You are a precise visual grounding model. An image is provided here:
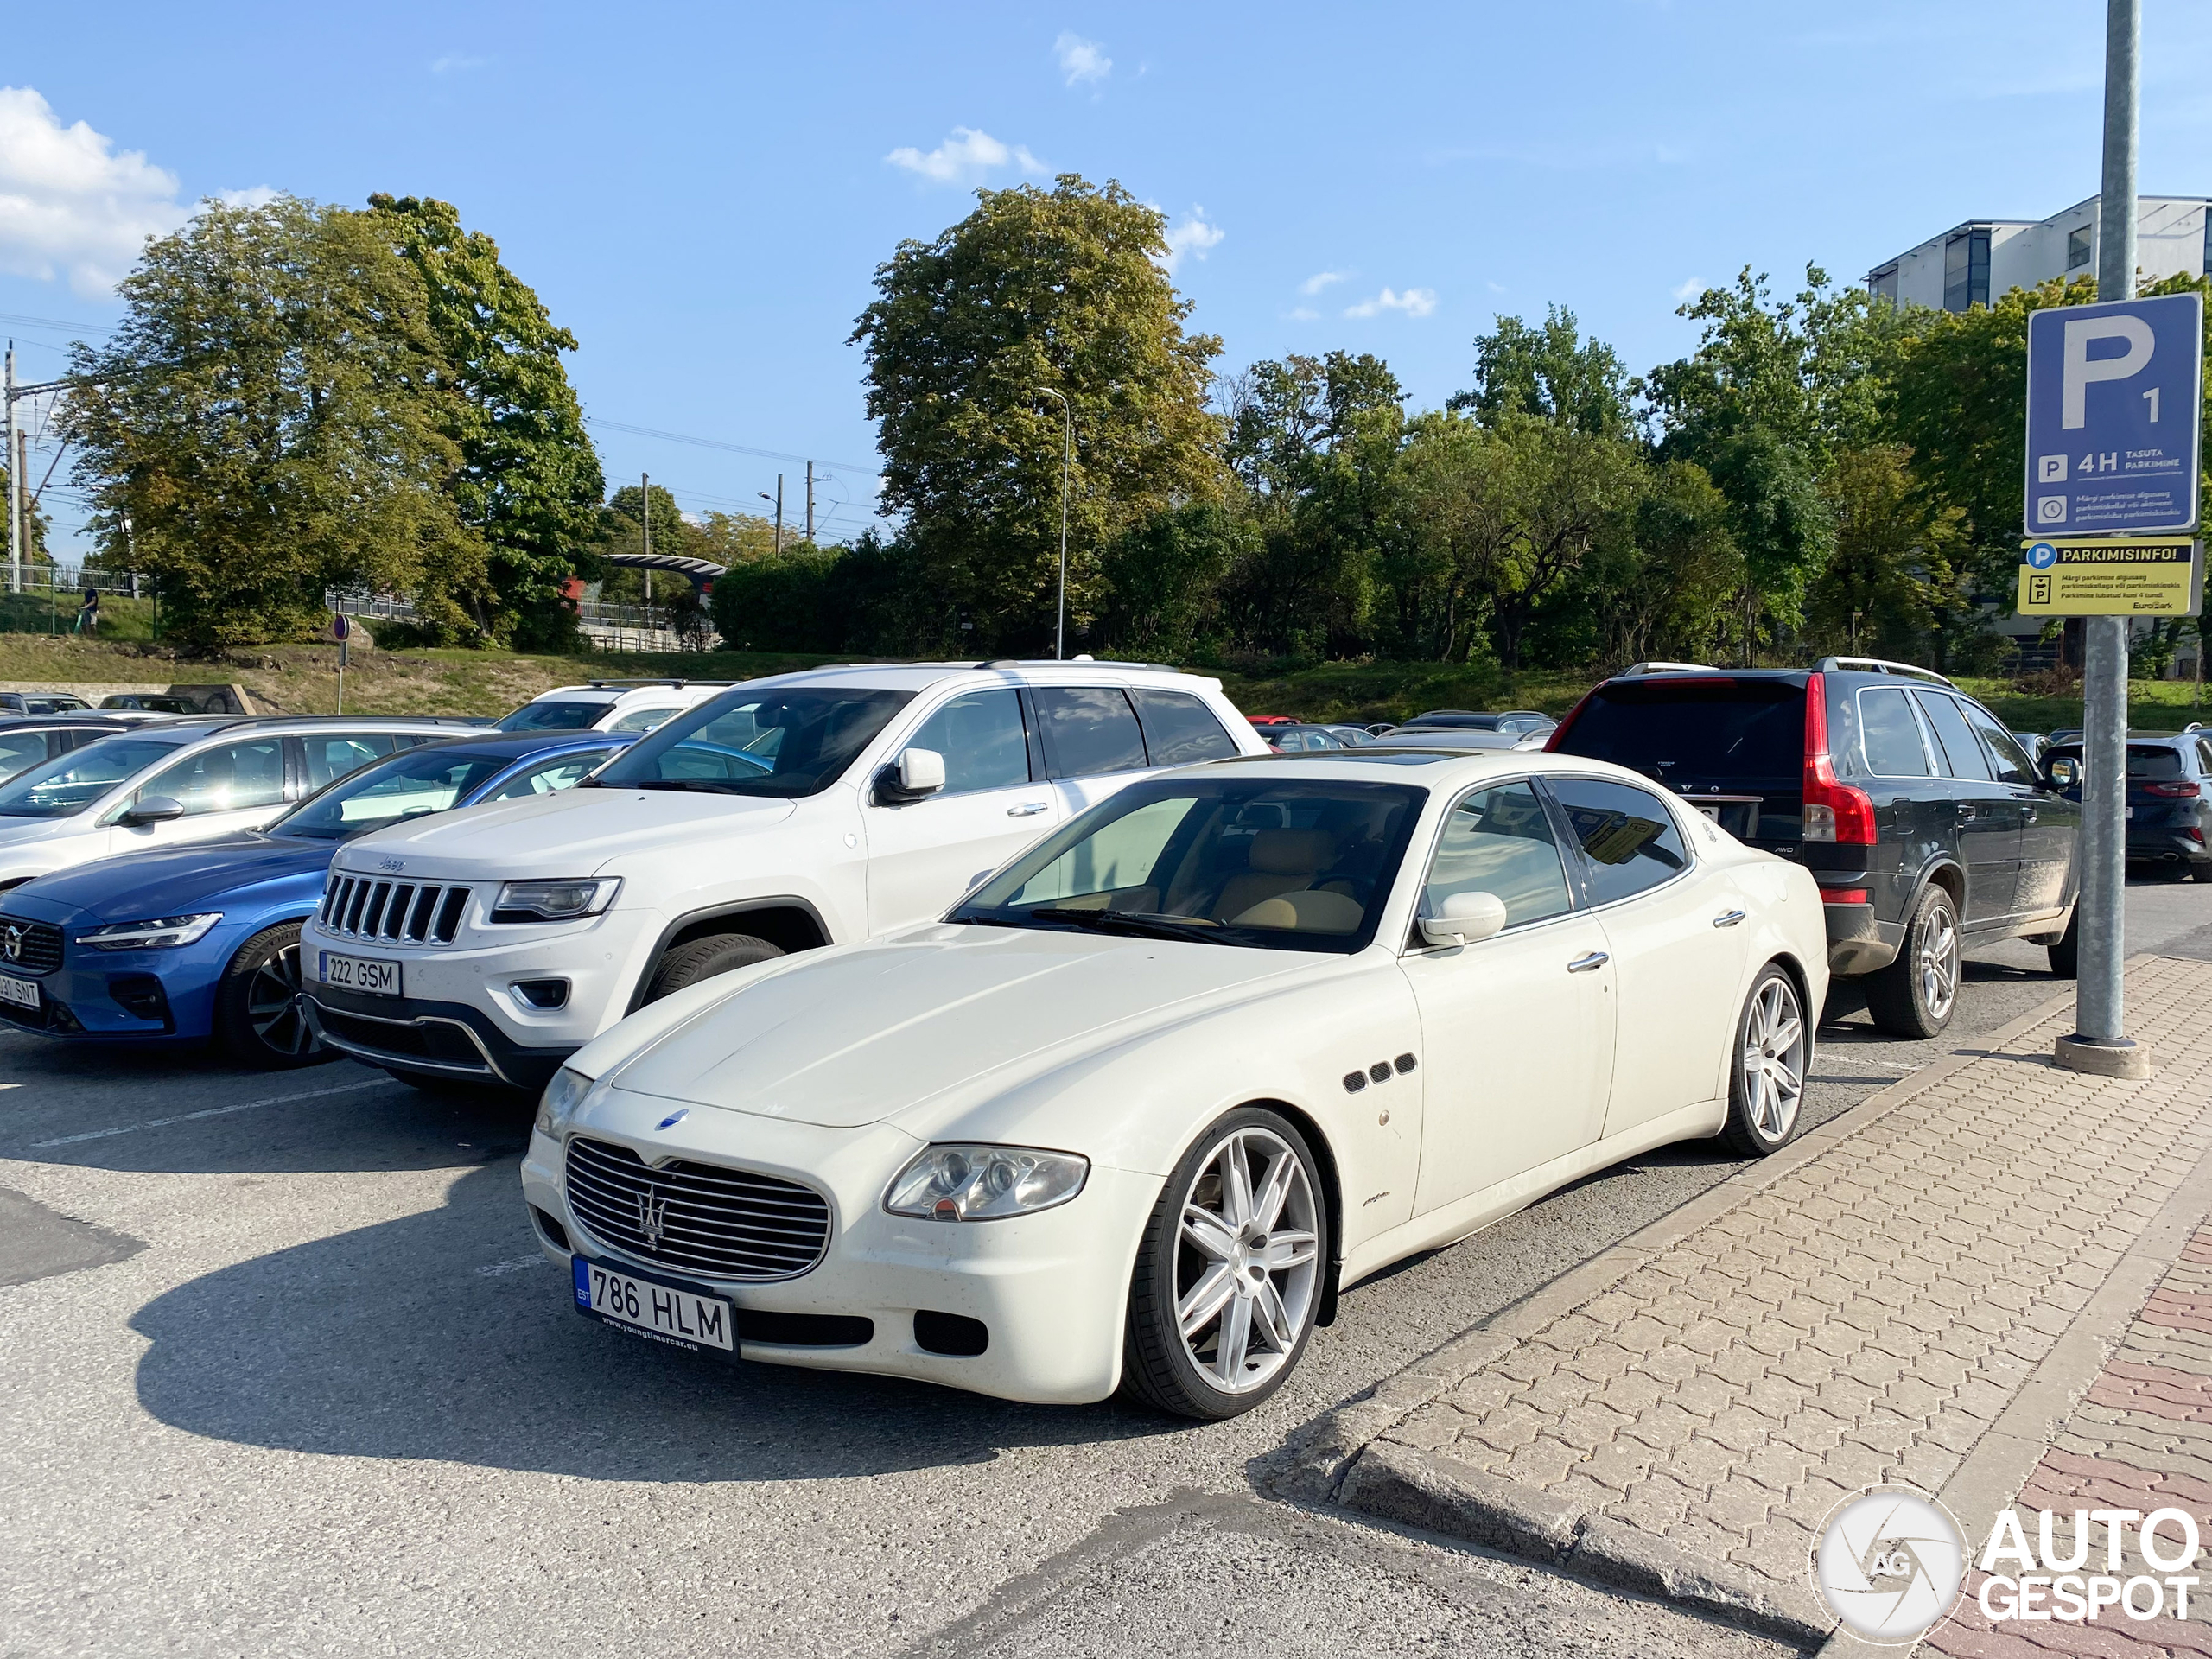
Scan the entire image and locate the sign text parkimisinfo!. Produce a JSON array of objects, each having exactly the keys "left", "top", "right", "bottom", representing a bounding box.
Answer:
[
  {"left": 2018, "top": 537, "right": 2205, "bottom": 616},
  {"left": 2024, "top": 292, "right": 2203, "bottom": 537}
]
